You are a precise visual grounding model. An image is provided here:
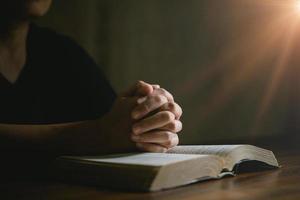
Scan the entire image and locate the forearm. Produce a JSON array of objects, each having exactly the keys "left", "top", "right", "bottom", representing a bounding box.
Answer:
[
  {"left": 0, "top": 120, "right": 94, "bottom": 154},
  {"left": 0, "top": 117, "right": 130, "bottom": 155}
]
